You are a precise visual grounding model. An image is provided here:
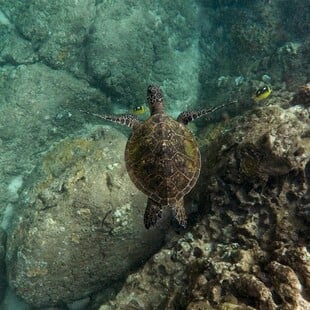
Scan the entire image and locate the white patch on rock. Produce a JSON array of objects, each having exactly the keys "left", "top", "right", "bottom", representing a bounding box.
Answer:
[
  {"left": 7, "top": 175, "right": 23, "bottom": 198},
  {"left": 0, "top": 10, "right": 11, "bottom": 26}
]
